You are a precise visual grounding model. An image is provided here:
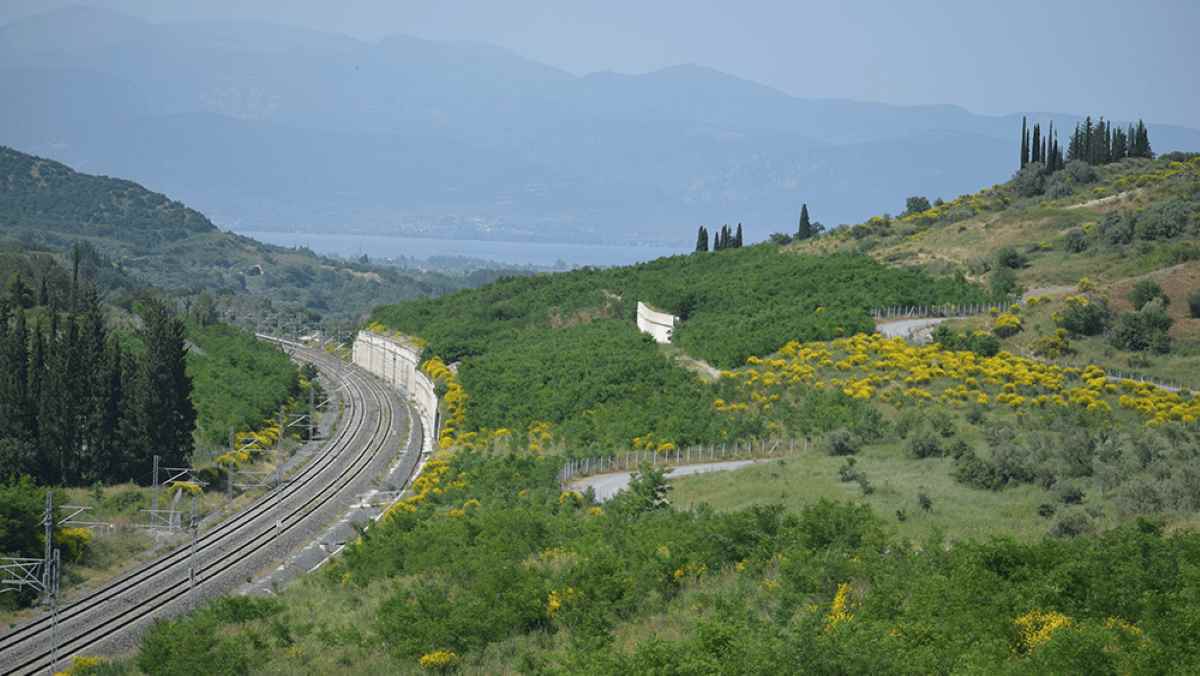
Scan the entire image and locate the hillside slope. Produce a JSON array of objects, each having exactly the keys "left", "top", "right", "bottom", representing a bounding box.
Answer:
[
  {"left": 801, "top": 153, "right": 1200, "bottom": 388},
  {"left": 0, "top": 144, "right": 214, "bottom": 240},
  {"left": 92, "top": 158, "right": 1200, "bottom": 676},
  {"left": 0, "top": 146, "right": 476, "bottom": 330}
]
